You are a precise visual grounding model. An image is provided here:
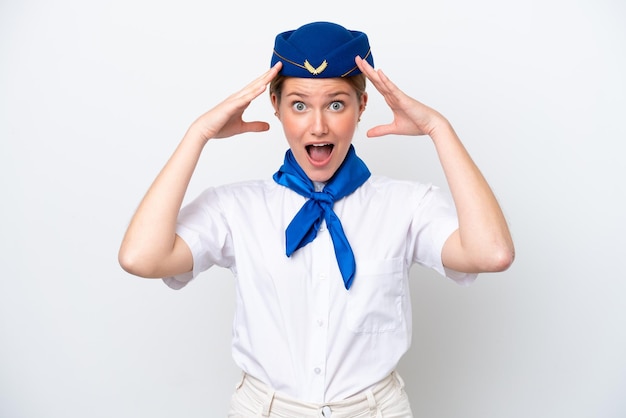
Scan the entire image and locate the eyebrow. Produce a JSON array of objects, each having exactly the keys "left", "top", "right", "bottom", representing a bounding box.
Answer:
[{"left": 284, "top": 90, "right": 352, "bottom": 99}]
